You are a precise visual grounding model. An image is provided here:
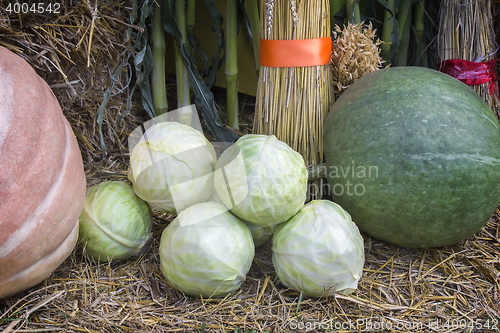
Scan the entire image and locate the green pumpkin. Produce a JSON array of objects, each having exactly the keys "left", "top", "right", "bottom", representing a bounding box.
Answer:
[{"left": 324, "top": 67, "right": 500, "bottom": 248}]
